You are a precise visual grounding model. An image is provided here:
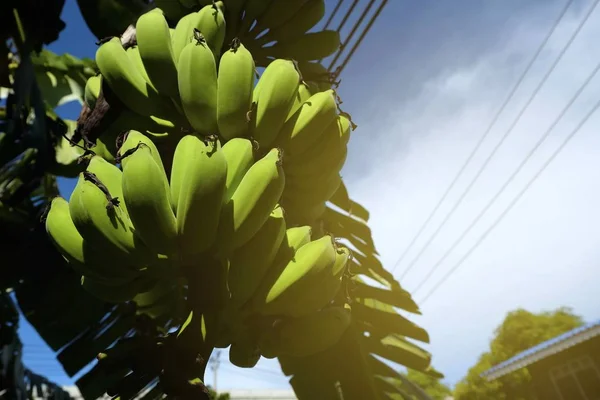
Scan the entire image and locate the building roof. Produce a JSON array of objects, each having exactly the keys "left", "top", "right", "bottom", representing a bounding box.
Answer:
[{"left": 481, "top": 319, "right": 600, "bottom": 381}]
